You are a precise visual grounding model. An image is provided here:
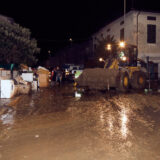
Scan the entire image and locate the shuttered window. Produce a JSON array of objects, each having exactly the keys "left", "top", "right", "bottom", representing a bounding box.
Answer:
[
  {"left": 147, "top": 24, "right": 156, "bottom": 43},
  {"left": 120, "top": 28, "right": 124, "bottom": 41},
  {"left": 147, "top": 16, "right": 156, "bottom": 21}
]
